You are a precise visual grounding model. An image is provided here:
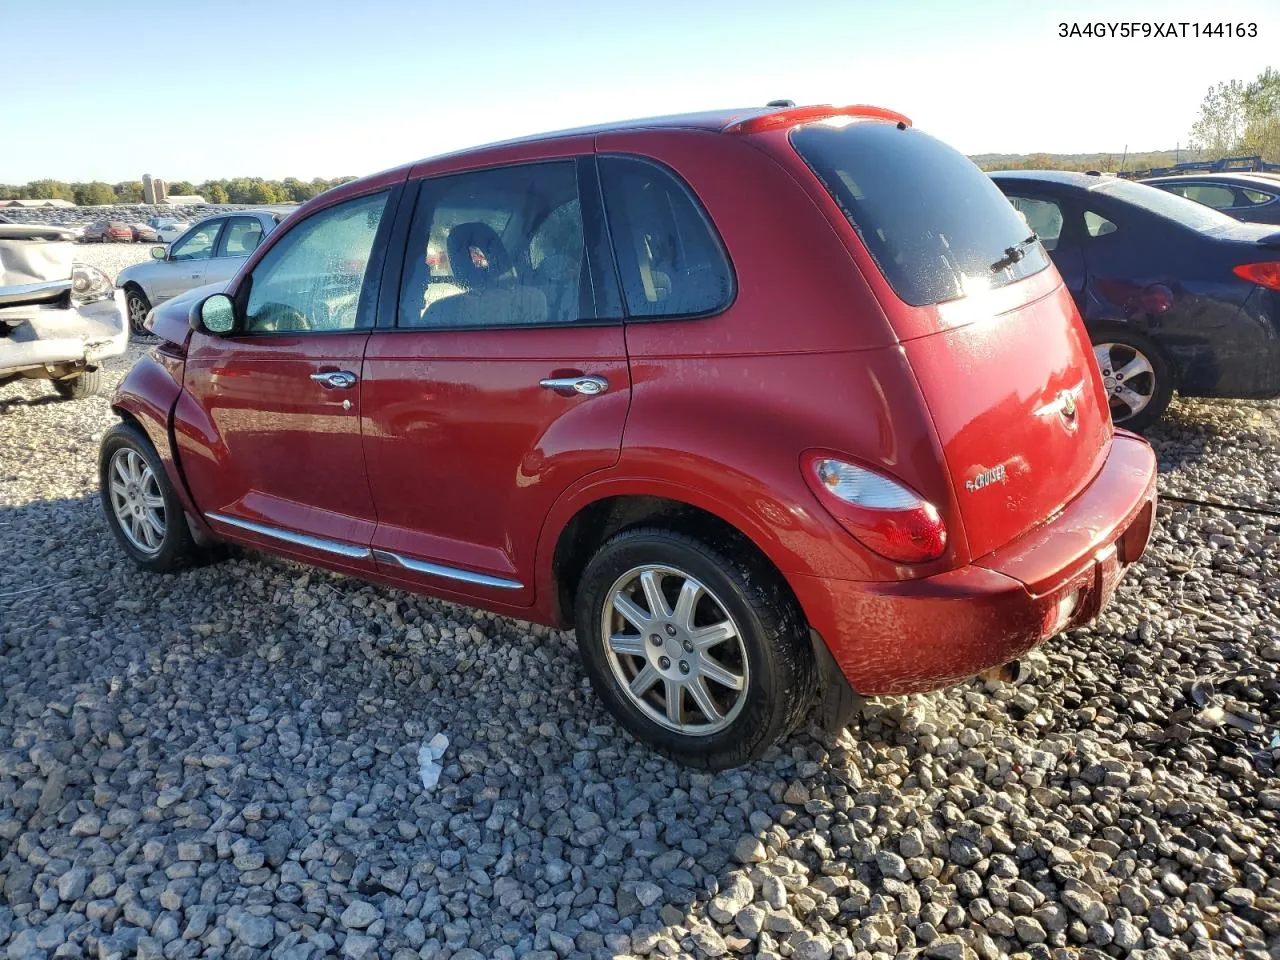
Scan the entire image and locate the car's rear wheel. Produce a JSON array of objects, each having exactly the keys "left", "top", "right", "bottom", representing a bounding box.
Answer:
[
  {"left": 574, "top": 527, "right": 815, "bottom": 769},
  {"left": 100, "top": 422, "right": 199, "bottom": 572},
  {"left": 125, "top": 287, "right": 152, "bottom": 336},
  {"left": 1089, "top": 324, "right": 1174, "bottom": 431},
  {"left": 53, "top": 368, "right": 102, "bottom": 400}
]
